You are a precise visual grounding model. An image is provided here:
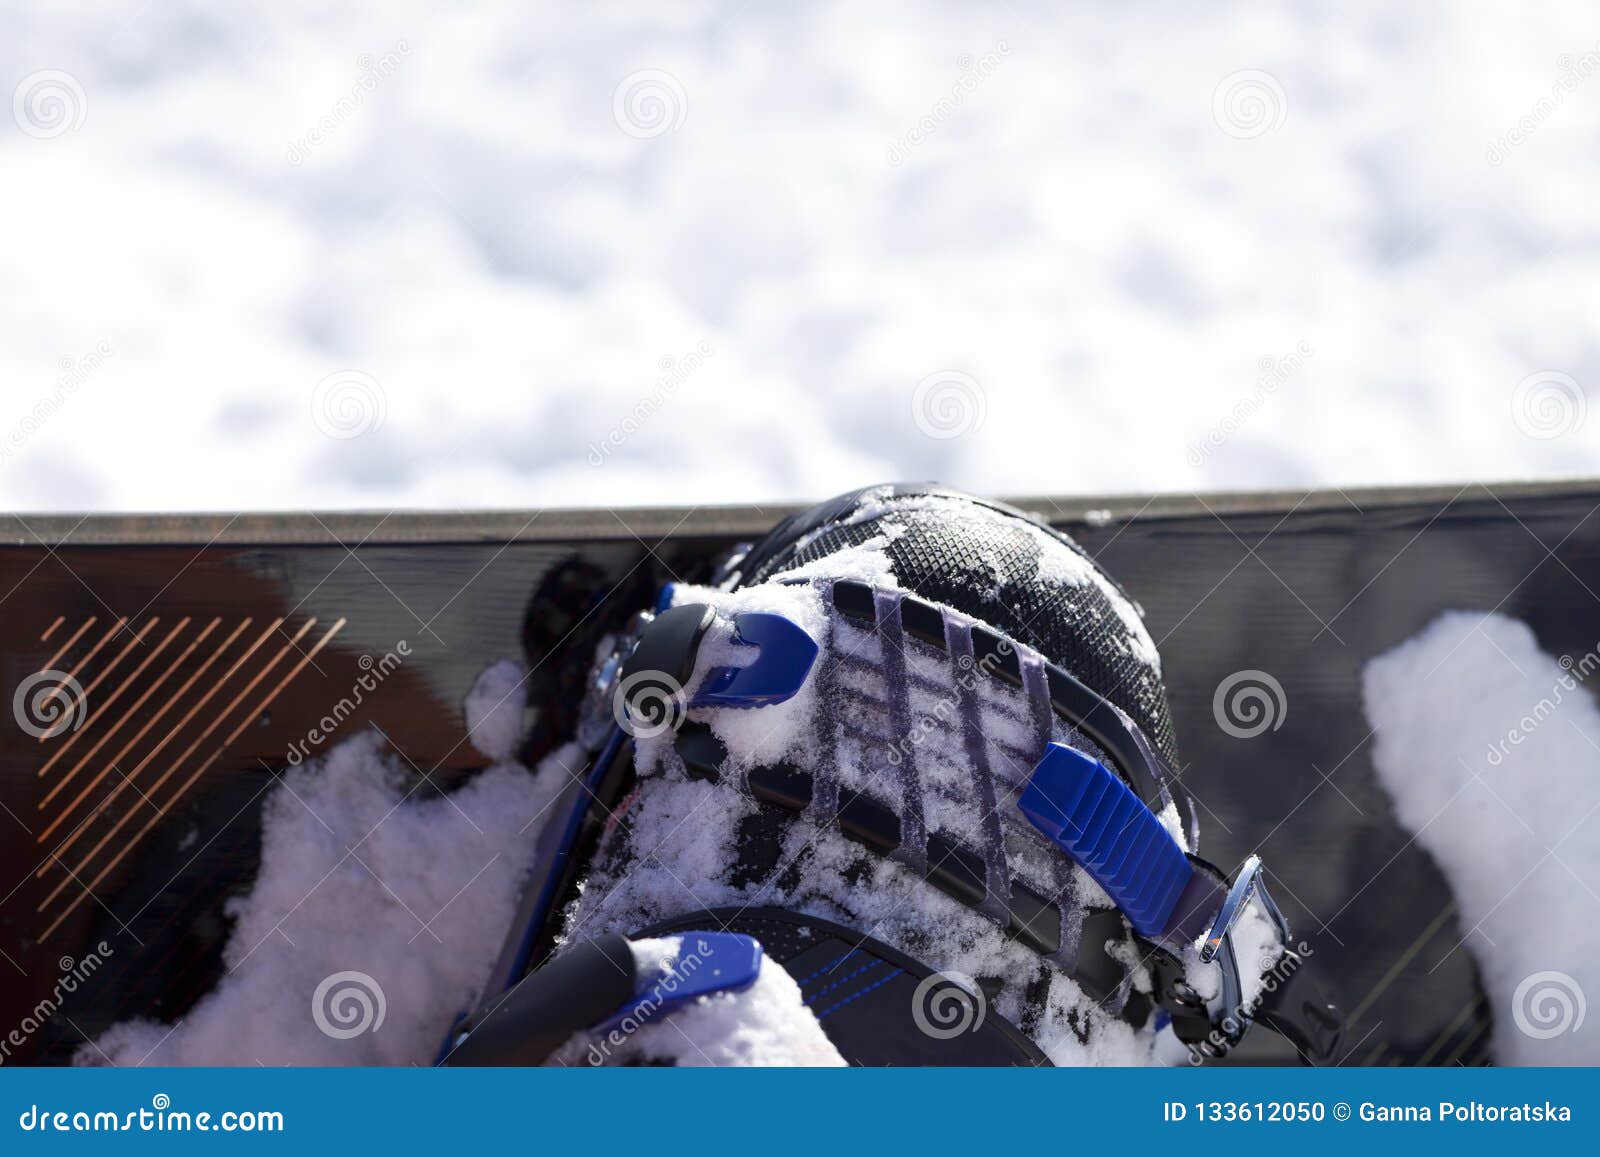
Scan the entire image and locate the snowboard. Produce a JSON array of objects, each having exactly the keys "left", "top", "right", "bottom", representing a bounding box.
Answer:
[{"left": 7, "top": 480, "right": 1594, "bottom": 1066}]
